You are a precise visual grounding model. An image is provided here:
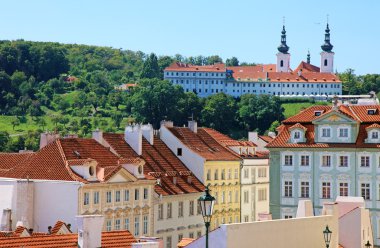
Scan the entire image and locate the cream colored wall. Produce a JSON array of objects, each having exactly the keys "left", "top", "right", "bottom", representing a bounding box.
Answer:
[
  {"left": 79, "top": 179, "right": 155, "bottom": 236},
  {"left": 187, "top": 215, "right": 339, "bottom": 248},
  {"left": 154, "top": 193, "right": 204, "bottom": 248},
  {"left": 204, "top": 161, "right": 241, "bottom": 230}
]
